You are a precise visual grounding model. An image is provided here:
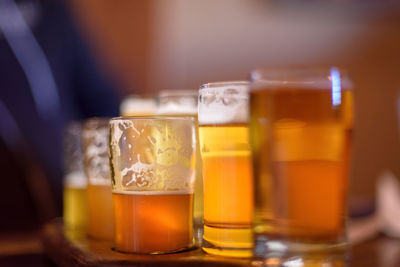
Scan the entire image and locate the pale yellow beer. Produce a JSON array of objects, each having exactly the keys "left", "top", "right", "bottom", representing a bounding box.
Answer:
[
  {"left": 63, "top": 184, "right": 87, "bottom": 231},
  {"left": 62, "top": 123, "right": 87, "bottom": 232},
  {"left": 198, "top": 82, "right": 253, "bottom": 258}
]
